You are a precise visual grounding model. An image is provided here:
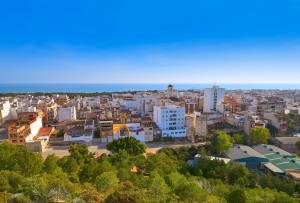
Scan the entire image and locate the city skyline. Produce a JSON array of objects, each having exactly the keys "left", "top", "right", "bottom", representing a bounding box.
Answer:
[
  {"left": 1, "top": 0, "right": 300, "bottom": 83},
  {"left": 2, "top": 1, "right": 300, "bottom": 202}
]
